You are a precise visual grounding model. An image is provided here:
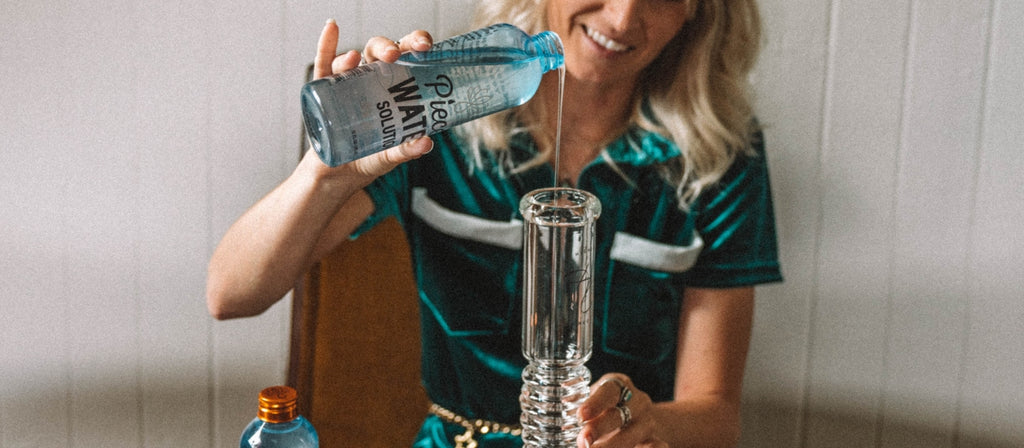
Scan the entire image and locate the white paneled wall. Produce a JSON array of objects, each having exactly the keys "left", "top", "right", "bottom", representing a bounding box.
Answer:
[
  {"left": 745, "top": 1, "right": 1023, "bottom": 448},
  {"left": 1, "top": 1, "right": 1021, "bottom": 447},
  {"left": 0, "top": 1, "right": 475, "bottom": 447}
]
